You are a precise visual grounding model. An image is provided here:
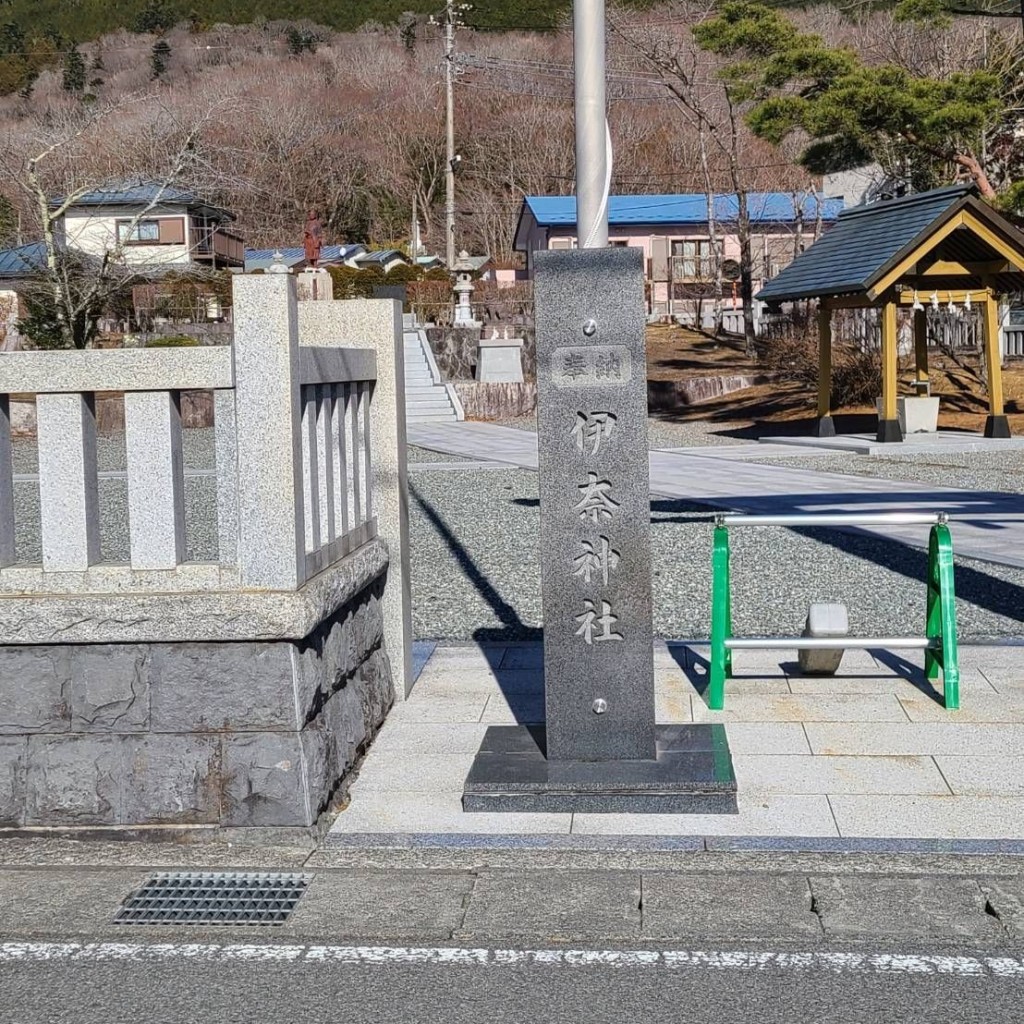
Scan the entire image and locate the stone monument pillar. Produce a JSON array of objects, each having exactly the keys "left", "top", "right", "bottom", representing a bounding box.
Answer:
[{"left": 463, "top": 246, "right": 737, "bottom": 813}]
